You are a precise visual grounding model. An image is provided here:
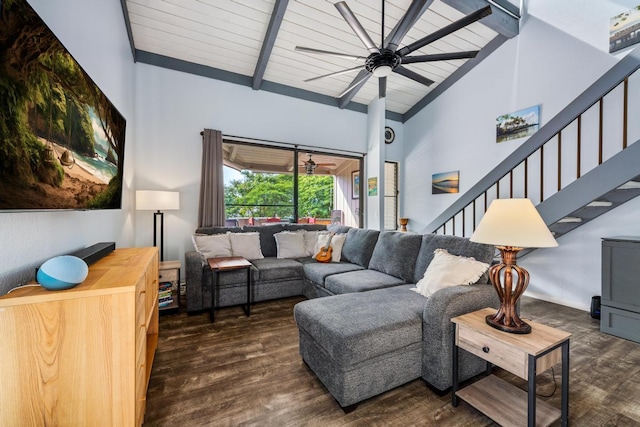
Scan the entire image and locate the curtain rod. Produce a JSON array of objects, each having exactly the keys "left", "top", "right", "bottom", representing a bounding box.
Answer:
[{"left": 200, "top": 130, "right": 365, "bottom": 157}]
